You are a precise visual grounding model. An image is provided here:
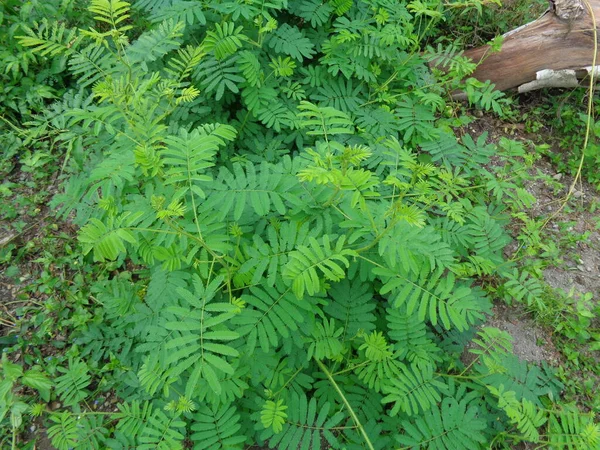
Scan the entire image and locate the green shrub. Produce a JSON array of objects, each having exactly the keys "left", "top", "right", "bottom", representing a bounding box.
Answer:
[{"left": 3, "top": 0, "right": 598, "bottom": 449}]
